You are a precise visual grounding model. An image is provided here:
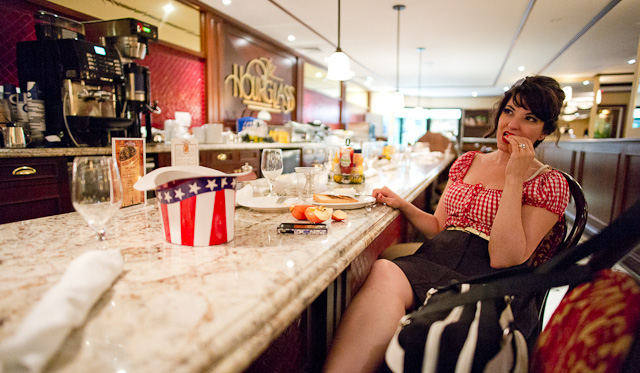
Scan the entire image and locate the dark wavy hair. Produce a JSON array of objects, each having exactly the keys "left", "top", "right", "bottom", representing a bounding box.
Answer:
[{"left": 486, "top": 76, "right": 565, "bottom": 147}]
